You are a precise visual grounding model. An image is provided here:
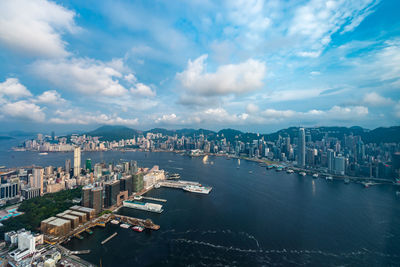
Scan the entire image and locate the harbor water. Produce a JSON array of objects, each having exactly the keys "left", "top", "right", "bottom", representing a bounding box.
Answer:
[{"left": 1, "top": 140, "right": 400, "bottom": 266}]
